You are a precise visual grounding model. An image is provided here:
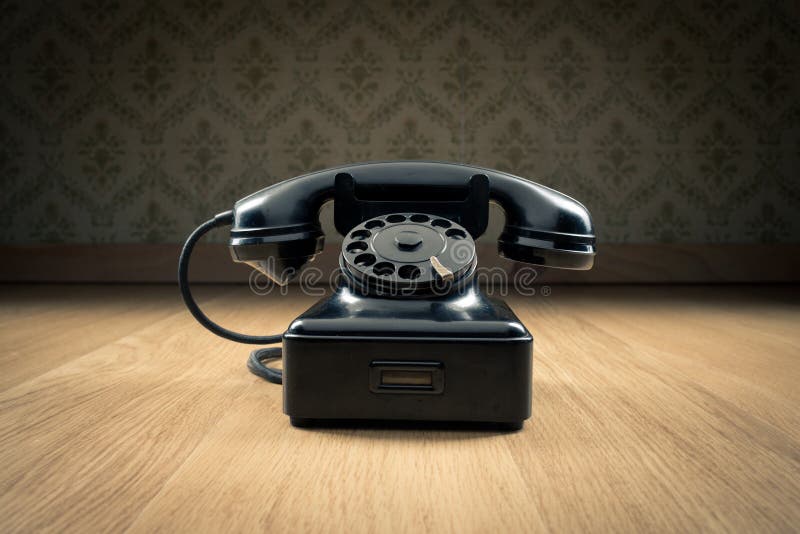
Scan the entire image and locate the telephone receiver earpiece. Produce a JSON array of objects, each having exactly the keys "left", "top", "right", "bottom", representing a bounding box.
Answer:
[{"left": 227, "top": 161, "right": 595, "bottom": 285}]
